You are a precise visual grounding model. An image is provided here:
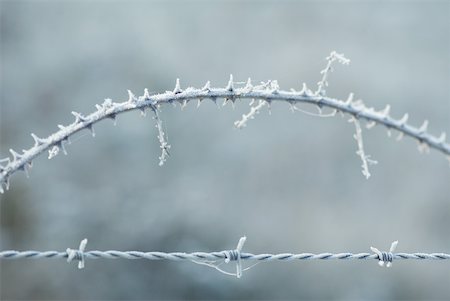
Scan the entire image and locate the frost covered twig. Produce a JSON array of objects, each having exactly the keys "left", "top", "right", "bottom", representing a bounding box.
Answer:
[
  {"left": 316, "top": 51, "right": 350, "bottom": 96},
  {"left": 1, "top": 237, "right": 449, "bottom": 278},
  {"left": 149, "top": 104, "right": 170, "bottom": 166},
  {"left": 234, "top": 99, "right": 267, "bottom": 129},
  {"left": 1, "top": 53, "right": 449, "bottom": 193},
  {"left": 350, "top": 116, "right": 378, "bottom": 179},
  {"left": 237, "top": 51, "right": 377, "bottom": 175}
]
